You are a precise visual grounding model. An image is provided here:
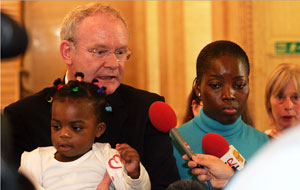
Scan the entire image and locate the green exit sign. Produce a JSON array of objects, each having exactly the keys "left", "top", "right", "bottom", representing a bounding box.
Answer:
[{"left": 275, "top": 42, "right": 300, "bottom": 55}]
